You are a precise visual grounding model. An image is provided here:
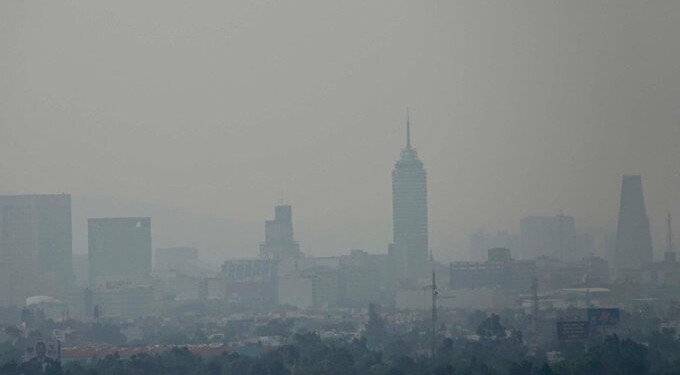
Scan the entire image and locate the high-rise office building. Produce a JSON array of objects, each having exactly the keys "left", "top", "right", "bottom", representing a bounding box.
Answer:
[
  {"left": 389, "top": 114, "right": 429, "bottom": 279},
  {"left": 259, "top": 204, "right": 302, "bottom": 259},
  {"left": 614, "top": 175, "right": 653, "bottom": 273},
  {"left": 520, "top": 214, "right": 577, "bottom": 261},
  {"left": 0, "top": 194, "right": 73, "bottom": 305},
  {"left": 88, "top": 217, "right": 152, "bottom": 286}
]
